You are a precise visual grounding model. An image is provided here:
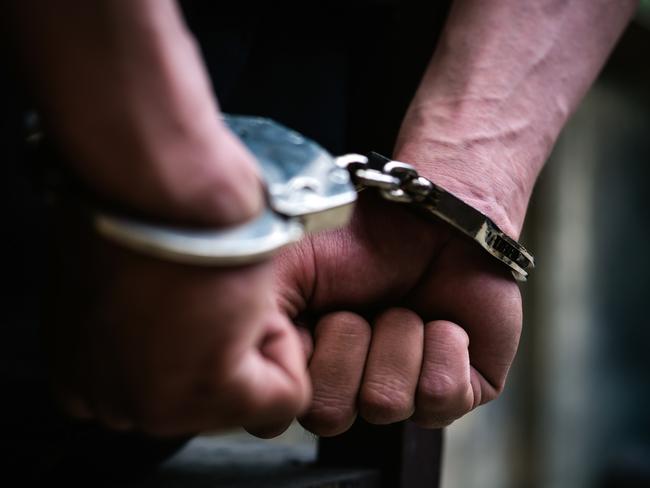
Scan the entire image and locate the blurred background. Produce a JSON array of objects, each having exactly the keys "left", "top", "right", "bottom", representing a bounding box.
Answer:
[{"left": 444, "top": 5, "right": 650, "bottom": 487}]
